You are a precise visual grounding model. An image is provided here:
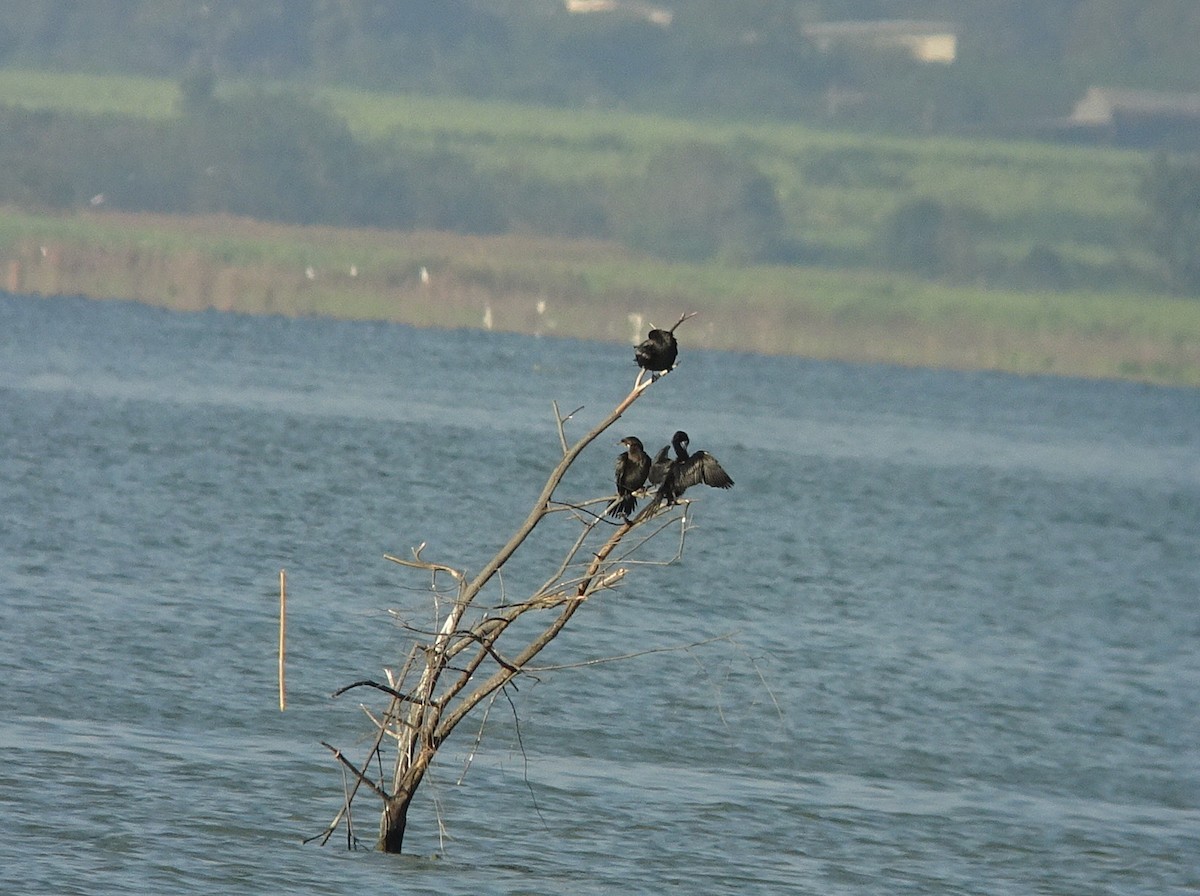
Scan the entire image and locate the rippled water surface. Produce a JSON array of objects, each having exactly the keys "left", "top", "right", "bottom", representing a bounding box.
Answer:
[{"left": 2, "top": 293, "right": 1198, "bottom": 895}]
